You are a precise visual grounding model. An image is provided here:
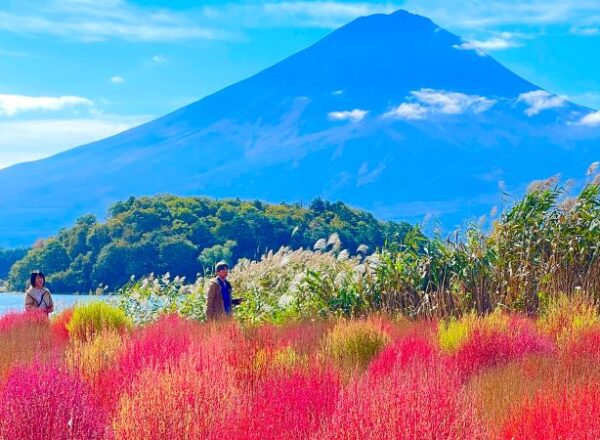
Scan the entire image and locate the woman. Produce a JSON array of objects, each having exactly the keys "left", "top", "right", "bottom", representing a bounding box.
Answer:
[{"left": 25, "top": 271, "right": 54, "bottom": 315}]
